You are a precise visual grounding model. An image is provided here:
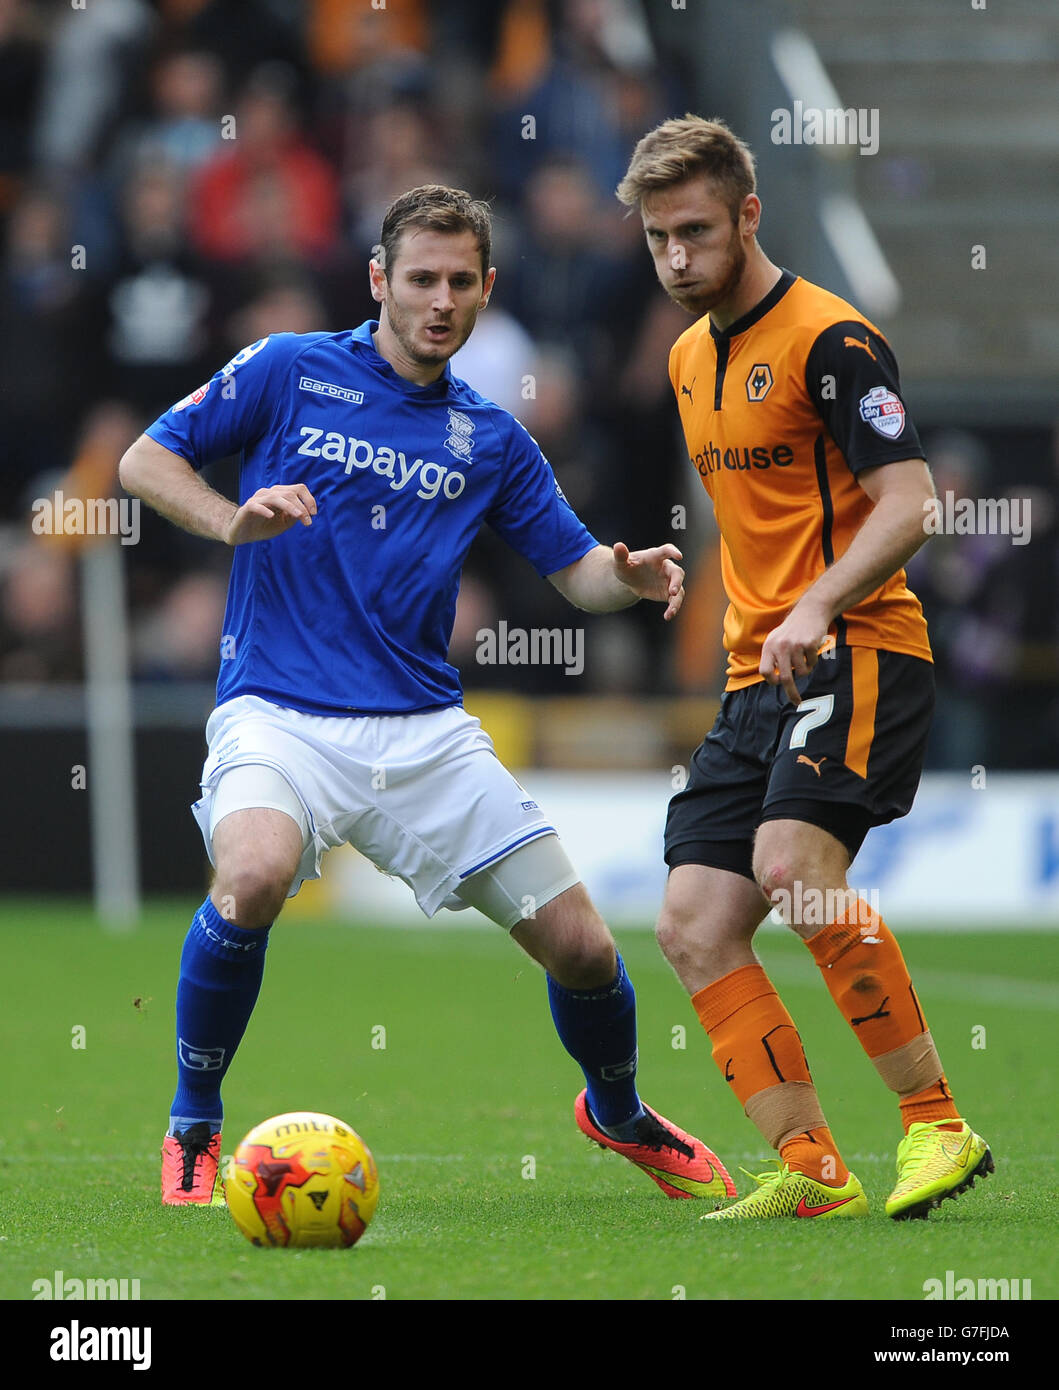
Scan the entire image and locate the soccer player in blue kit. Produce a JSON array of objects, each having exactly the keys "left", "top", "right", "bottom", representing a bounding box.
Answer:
[{"left": 119, "top": 185, "right": 737, "bottom": 1208}]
